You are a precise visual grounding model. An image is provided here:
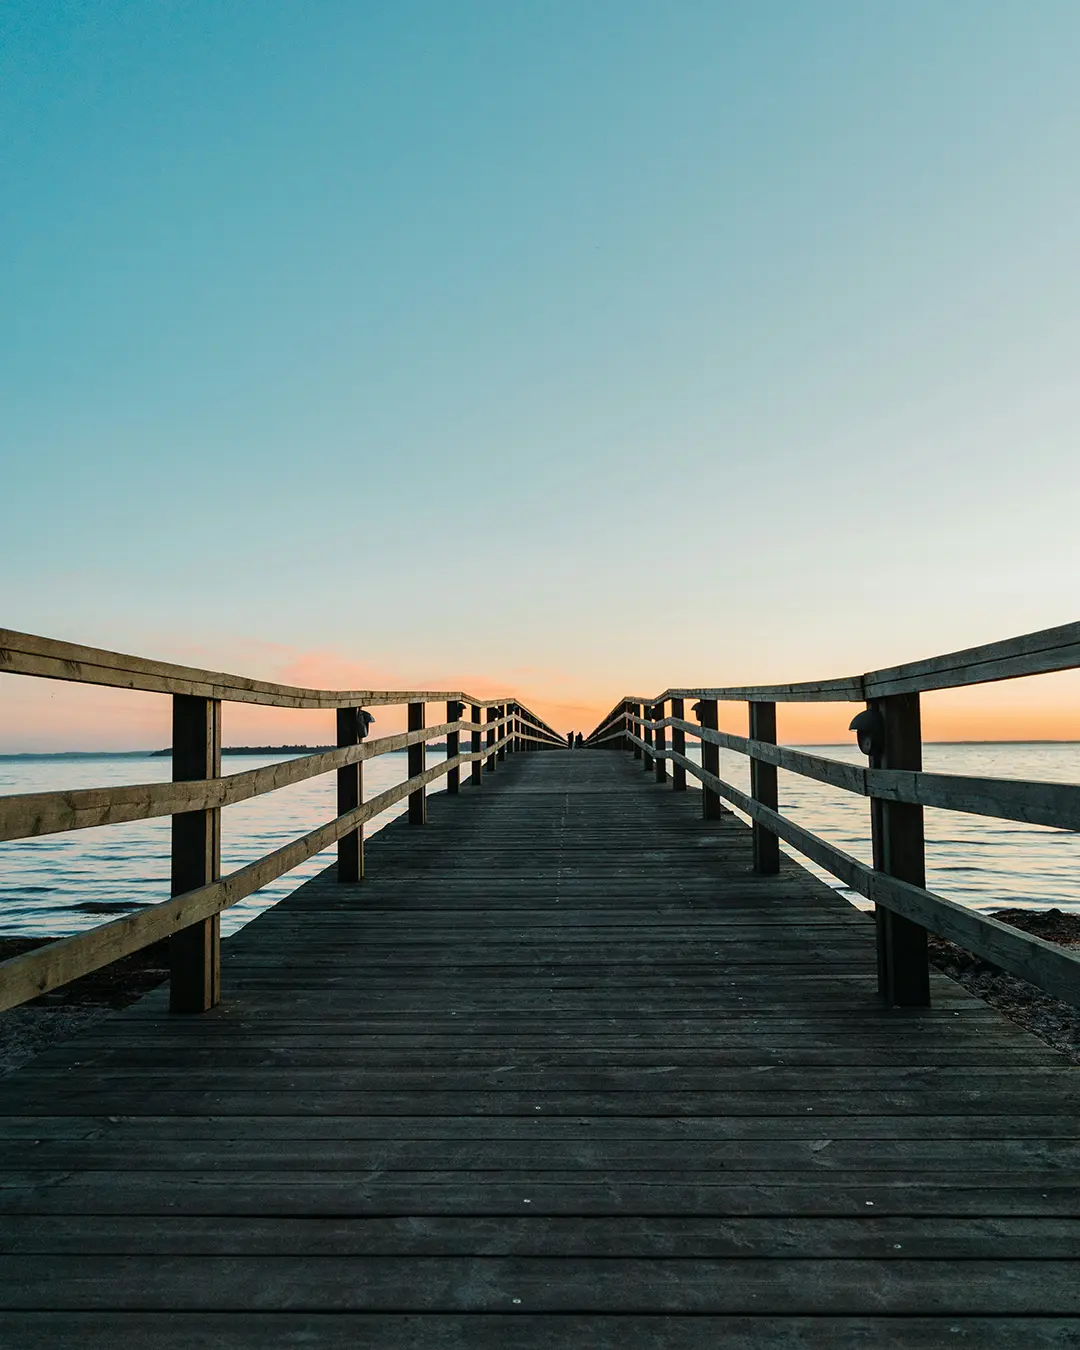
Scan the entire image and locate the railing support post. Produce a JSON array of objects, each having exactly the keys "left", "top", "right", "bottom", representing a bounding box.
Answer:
[
  {"left": 696, "top": 698, "right": 722, "bottom": 820},
  {"left": 336, "top": 707, "right": 363, "bottom": 882},
  {"left": 486, "top": 706, "right": 497, "bottom": 771},
  {"left": 497, "top": 704, "right": 507, "bottom": 761},
  {"left": 471, "top": 704, "right": 483, "bottom": 783},
  {"left": 643, "top": 707, "right": 654, "bottom": 772},
  {"left": 170, "top": 694, "right": 221, "bottom": 1013},
  {"left": 446, "top": 700, "right": 461, "bottom": 794},
  {"left": 408, "top": 701, "right": 426, "bottom": 824},
  {"left": 632, "top": 703, "right": 642, "bottom": 760},
  {"left": 749, "top": 701, "right": 780, "bottom": 874},
  {"left": 654, "top": 700, "right": 667, "bottom": 783},
  {"left": 871, "top": 692, "right": 930, "bottom": 1006},
  {"left": 671, "top": 698, "right": 686, "bottom": 790}
]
